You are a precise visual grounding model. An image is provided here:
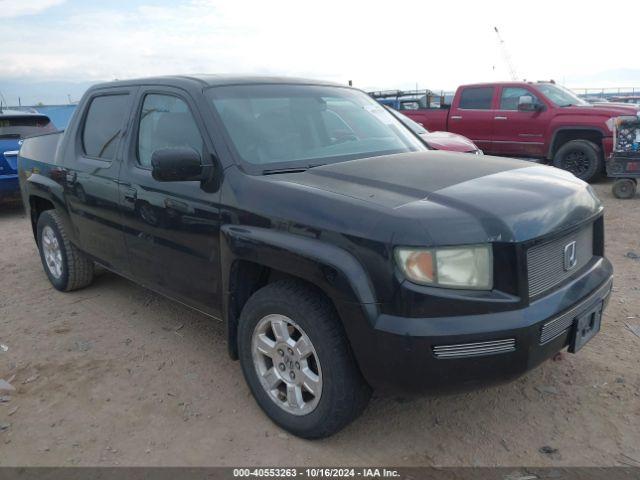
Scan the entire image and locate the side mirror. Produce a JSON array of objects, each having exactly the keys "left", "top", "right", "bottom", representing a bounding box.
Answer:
[
  {"left": 517, "top": 95, "right": 534, "bottom": 111},
  {"left": 151, "top": 147, "right": 203, "bottom": 182},
  {"left": 517, "top": 95, "right": 543, "bottom": 112}
]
